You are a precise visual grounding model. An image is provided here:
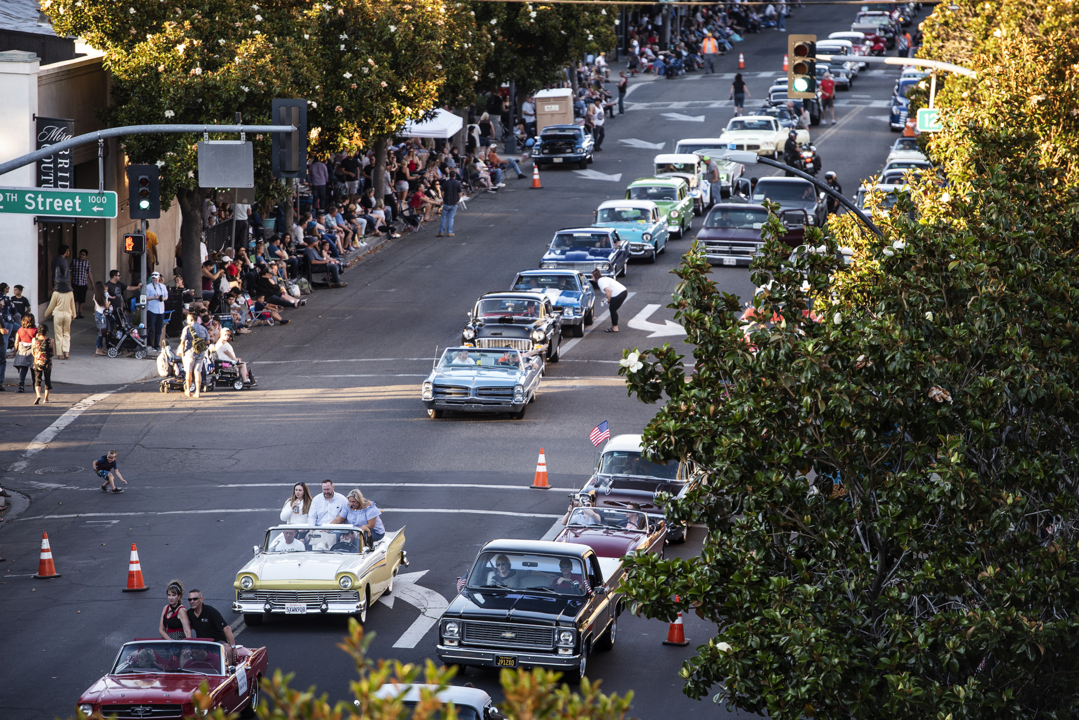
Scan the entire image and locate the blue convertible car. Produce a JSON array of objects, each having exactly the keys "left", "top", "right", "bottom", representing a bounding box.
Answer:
[
  {"left": 592, "top": 199, "right": 669, "bottom": 263},
  {"left": 539, "top": 227, "right": 629, "bottom": 278},
  {"left": 510, "top": 269, "right": 596, "bottom": 338},
  {"left": 421, "top": 347, "right": 543, "bottom": 420}
]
